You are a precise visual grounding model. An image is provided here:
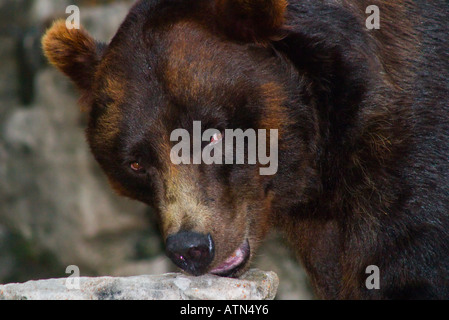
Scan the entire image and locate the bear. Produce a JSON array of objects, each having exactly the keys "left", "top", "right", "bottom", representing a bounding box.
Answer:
[{"left": 42, "top": 0, "right": 449, "bottom": 299}]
